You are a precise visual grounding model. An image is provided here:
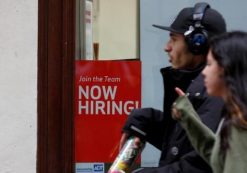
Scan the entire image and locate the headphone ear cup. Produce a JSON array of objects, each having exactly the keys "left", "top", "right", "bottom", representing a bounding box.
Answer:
[{"left": 185, "top": 29, "right": 208, "bottom": 54}]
